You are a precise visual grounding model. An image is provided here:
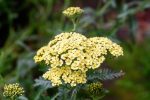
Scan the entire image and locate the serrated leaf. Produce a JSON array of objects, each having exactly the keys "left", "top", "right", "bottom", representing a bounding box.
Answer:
[
  {"left": 57, "top": 86, "right": 70, "bottom": 100},
  {"left": 70, "top": 86, "right": 80, "bottom": 100},
  {"left": 34, "top": 77, "right": 53, "bottom": 89},
  {"left": 88, "top": 68, "right": 125, "bottom": 81},
  {"left": 18, "top": 96, "right": 28, "bottom": 100},
  {"left": 17, "top": 52, "right": 36, "bottom": 78}
]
